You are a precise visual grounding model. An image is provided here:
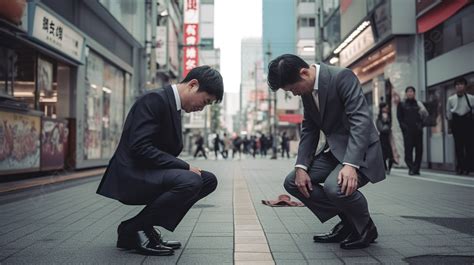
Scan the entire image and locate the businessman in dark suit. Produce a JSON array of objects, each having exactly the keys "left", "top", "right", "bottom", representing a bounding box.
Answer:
[
  {"left": 267, "top": 54, "right": 385, "bottom": 249},
  {"left": 97, "top": 66, "right": 224, "bottom": 256}
]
